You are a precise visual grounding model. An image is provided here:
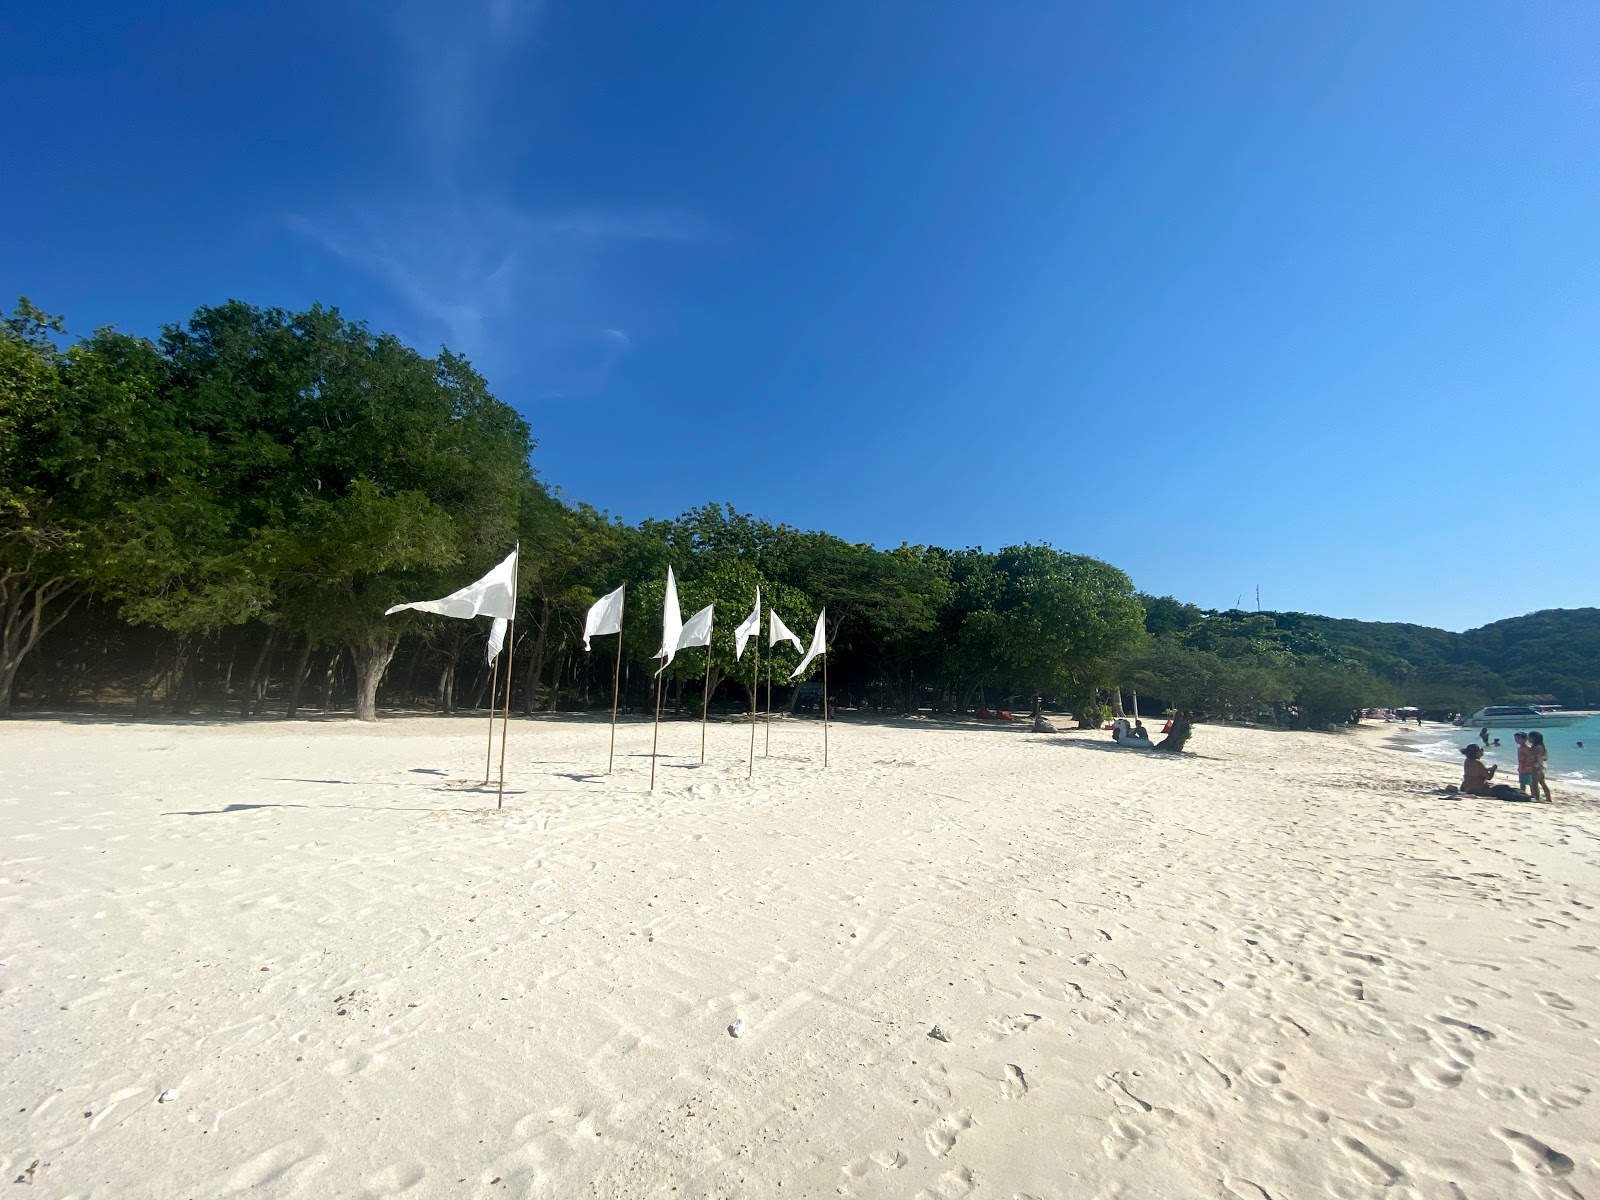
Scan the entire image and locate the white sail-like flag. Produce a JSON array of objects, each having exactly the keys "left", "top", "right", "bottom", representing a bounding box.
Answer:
[
  {"left": 677, "top": 604, "right": 714, "bottom": 651},
  {"left": 582, "top": 584, "right": 626, "bottom": 651},
  {"left": 769, "top": 610, "right": 804, "bottom": 652},
  {"left": 734, "top": 588, "right": 761, "bottom": 661},
  {"left": 486, "top": 616, "right": 508, "bottom": 663},
  {"left": 654, "top": 566, "right": 683, "bottom": 674},
  {"left": 789, "top": 609, "right": 827, "bottom": 680},
  {"left": 386, "top": 546, "right": 518, "bottom": 620}
]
